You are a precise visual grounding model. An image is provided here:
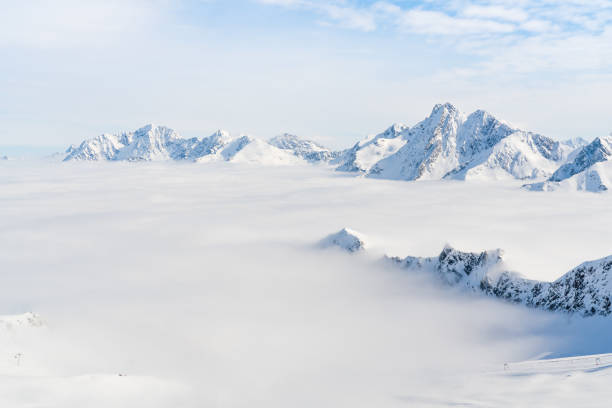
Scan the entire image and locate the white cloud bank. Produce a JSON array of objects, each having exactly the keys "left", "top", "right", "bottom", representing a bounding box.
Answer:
[{"left": 0, "top": 161, "right": 612, "bottom": 406}]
